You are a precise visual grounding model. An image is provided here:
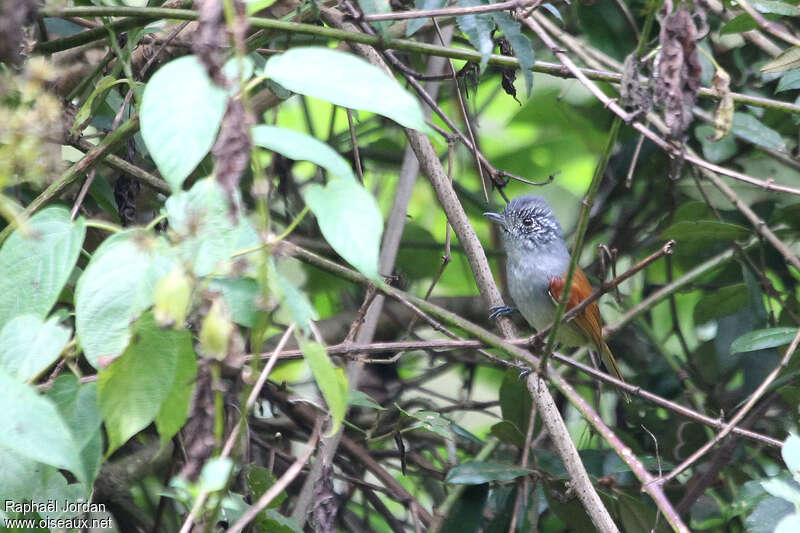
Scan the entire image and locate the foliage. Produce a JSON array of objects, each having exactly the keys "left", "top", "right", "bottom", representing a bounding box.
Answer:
[{"left": 1, "top": 0, "right": 800, "bottom": 531}]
